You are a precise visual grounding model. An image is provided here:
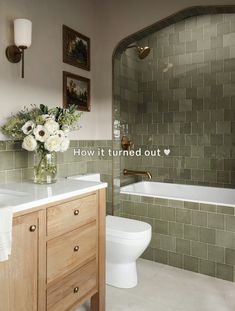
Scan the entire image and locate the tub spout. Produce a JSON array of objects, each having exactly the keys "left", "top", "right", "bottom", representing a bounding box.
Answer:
[{"left": 123, "top": 169, "right": 152, "bottom": 180}]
